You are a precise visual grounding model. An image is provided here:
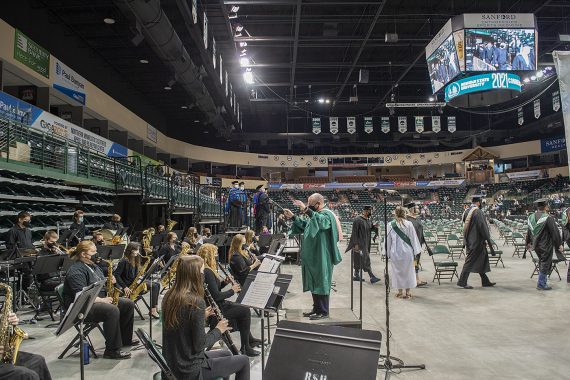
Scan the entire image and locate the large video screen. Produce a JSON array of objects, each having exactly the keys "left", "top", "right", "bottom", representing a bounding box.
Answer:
[
  {"left": 465, "top": 28, "right": 536, "bottom": 71},
  {"left": 427, "top": 34, "right": 461, "bottom": 93}
]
